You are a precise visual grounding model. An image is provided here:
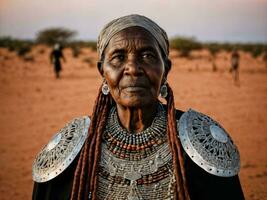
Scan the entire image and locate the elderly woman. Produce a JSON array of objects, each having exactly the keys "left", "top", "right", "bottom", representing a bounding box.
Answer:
[{"left": 32, "top": 14, "right": 244, "bottom": 200}]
